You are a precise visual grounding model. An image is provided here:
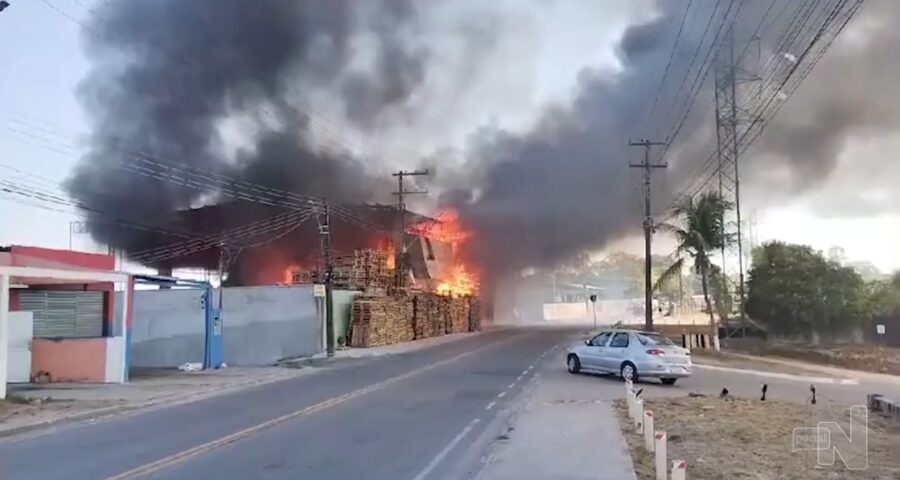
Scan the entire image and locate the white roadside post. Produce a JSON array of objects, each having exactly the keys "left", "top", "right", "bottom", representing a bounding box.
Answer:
[
  {"left": 644, "top": 410, "right": 655, "bottom": 451},
  {"left": 672, "top": 460, "right": 687, "bottom": 480},
  {"left": 625, "top": 380, "right": 634, "bottom": 419},
  {"left": 655, "top": 431, "right": 667, "bottom": 480},
  {"left": 633, "top": 398, "right": 643, "bottom": 431}
]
